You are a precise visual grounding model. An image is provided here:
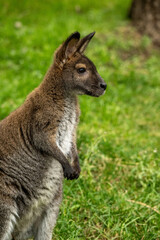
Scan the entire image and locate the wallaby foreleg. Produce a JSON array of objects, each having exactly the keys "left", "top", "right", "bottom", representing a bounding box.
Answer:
[
  {"left": 32, "top": 133, "right": 77, "bottom": 180},
  {"left": 40, "top": 140, "right": 78, "bottom": 180}
]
